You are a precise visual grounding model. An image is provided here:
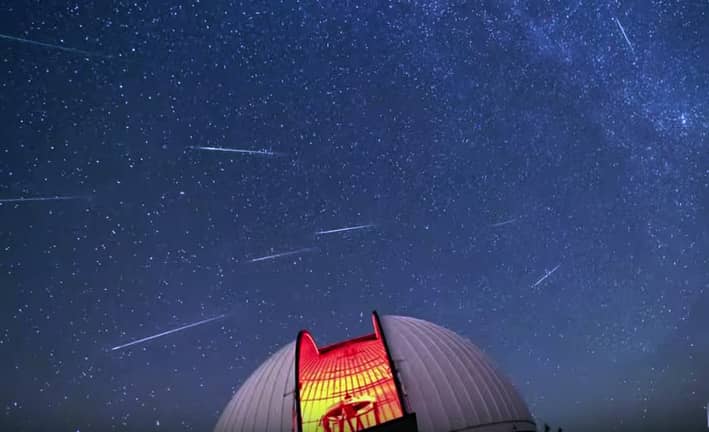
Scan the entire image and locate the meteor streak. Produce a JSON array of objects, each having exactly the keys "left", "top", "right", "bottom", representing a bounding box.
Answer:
[
  {"left": 531, "top": 264, "right": 561, "bottom": 288},
  {"left": 249, "top": 248, "right": 314, "bottom": 262},
  {"left": 0, "top": 195, "right": 89, "bottom": 203},
  {"left": 490, "top": 218, "right": 518, "bottom": 228},
  {"left": 111, "top": 314, "right": 227, "bottom": 351},
  {"left": 0, "top": 33, "right": 109, "bottom": 58},
  {"left": 315, "top": 224, "right": 375, "bottom": 235},
  {"left": 614, "top": 18, "right": 634, "bottom": 53},
  {"left": 188, "top": 146, "right": 282, "bottom": 156}
]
